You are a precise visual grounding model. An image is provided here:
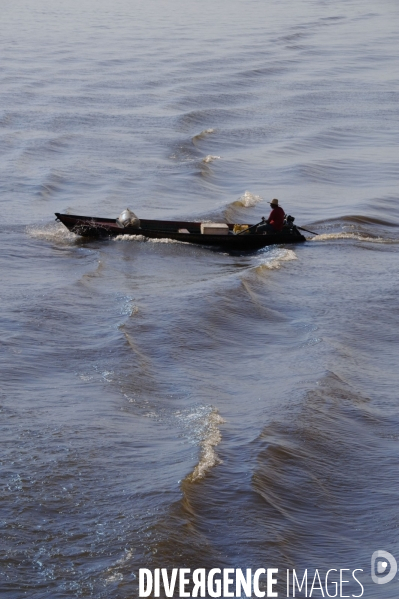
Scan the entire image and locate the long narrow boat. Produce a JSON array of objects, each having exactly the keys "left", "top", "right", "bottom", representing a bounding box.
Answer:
[{"left": 55, "top": 213, "right": 306, "bottom": 251}]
